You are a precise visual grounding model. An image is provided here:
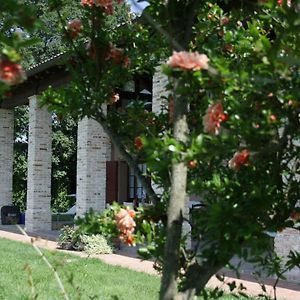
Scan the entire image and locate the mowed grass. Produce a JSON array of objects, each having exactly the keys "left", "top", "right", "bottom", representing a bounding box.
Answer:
[
  {"left": 0, "top": 237, "right": 160, "bottom": 300},
  {"left": 0, "top": 238, "right": 261, "bottom": 300}
]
